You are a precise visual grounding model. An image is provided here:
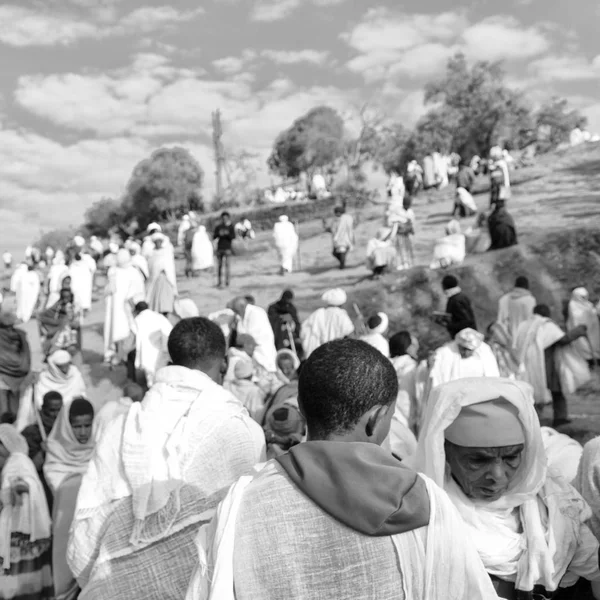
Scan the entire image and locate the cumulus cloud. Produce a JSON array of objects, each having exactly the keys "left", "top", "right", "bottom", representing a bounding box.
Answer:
[
  {"left": 529, "top": 54, "right": 600, "bottom": 81},
  {"left": 251, "top": 0, "right": 300, "bottom": 22},
  {"left": 461, "top": 16, "right": 550, "bottom": 61},
  {"left": 261, "top": 49, "right": 329, "bottom": 65},
  {"left": 0, "top": 4, "right": 204, "bottom": 46}
]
